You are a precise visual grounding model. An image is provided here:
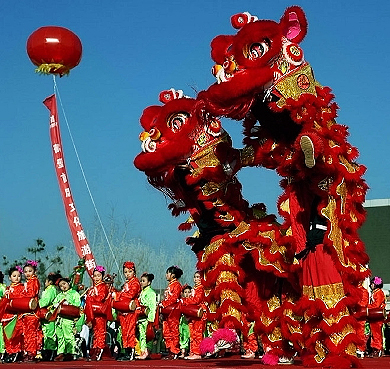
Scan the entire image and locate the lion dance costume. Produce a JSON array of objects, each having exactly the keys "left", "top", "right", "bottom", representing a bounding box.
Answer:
[{"left": 134, "top": 6, "right": 370, "bottom": 368}]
